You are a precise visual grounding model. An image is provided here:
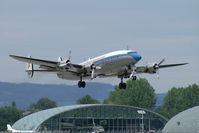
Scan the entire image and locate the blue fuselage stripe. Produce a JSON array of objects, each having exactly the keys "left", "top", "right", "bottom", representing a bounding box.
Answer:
[{"left": 93, "top": 53, "right": 141, "bottom": 65}]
